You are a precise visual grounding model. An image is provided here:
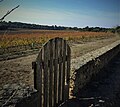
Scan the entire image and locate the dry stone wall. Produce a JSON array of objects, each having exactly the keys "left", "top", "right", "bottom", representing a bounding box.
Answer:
[{"left": 71, "top": 40, "right": 120, "bottom": 95}]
